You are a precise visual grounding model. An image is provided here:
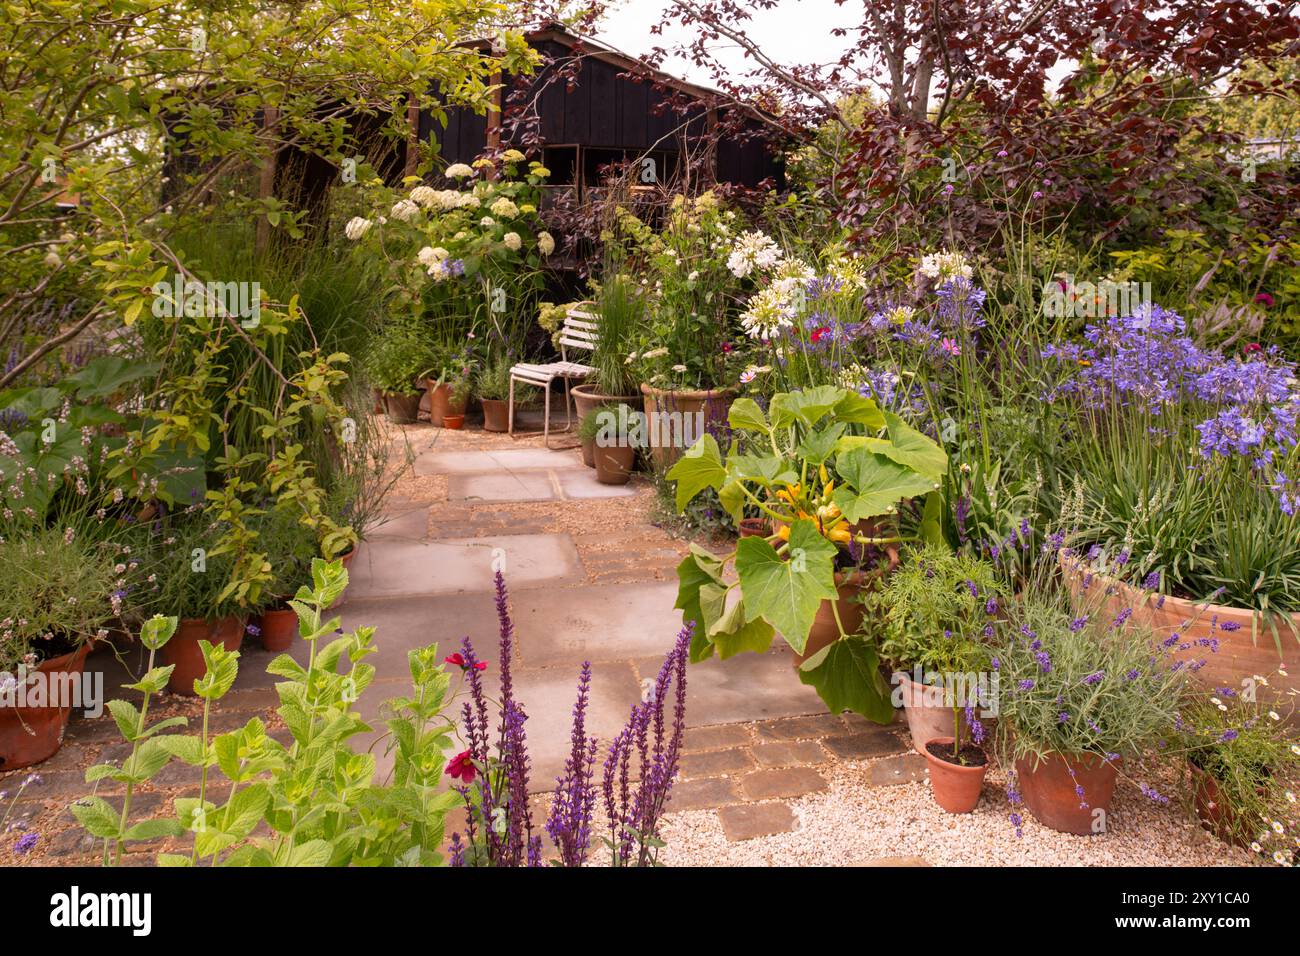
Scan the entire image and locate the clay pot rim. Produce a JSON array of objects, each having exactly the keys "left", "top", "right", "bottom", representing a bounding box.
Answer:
[
  {"left": 639, "top": 382, "right": 737, "bottom": 401},
  {"left": 27, "top": 640, "right": 94, "bottom": 675},
  {"left": 922, "top": 735, "right": 989, "bottom": 772},
  {"left": 571, "top": 383, "right": 641, "bottom": 403},
  {"left": 1058, "top": 549, "right": 1300, "bottom": 627}
]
